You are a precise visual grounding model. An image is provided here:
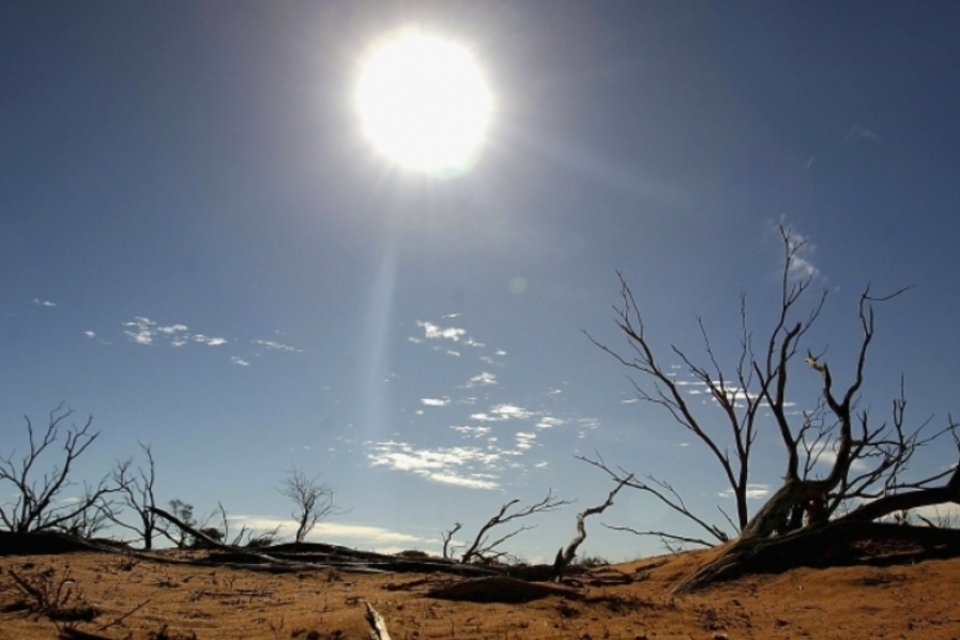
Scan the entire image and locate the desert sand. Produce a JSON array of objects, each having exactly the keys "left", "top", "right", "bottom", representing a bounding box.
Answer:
[{"left": 2, "top": 545, "right": 959, "bottom": 639}]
